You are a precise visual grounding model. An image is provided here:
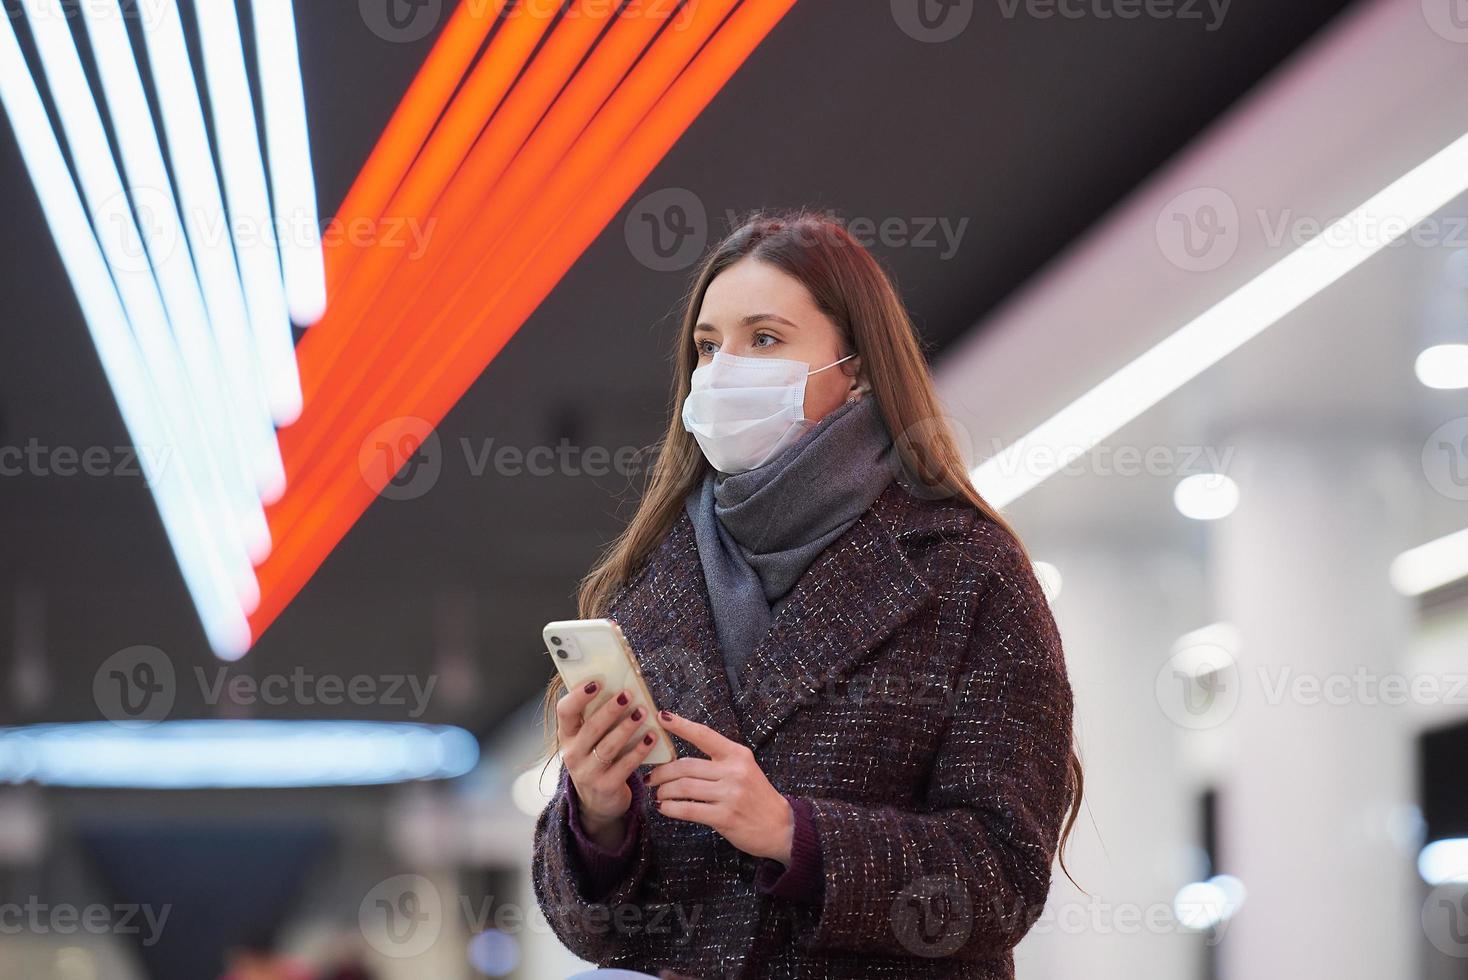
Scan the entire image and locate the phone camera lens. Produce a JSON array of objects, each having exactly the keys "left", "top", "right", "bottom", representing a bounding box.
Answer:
[
  {"left": 555, "top": 649, "right": 568, "bottom": 659},
  {"left": 550, "top": 636, "right": 563, "bottom": 646}
]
